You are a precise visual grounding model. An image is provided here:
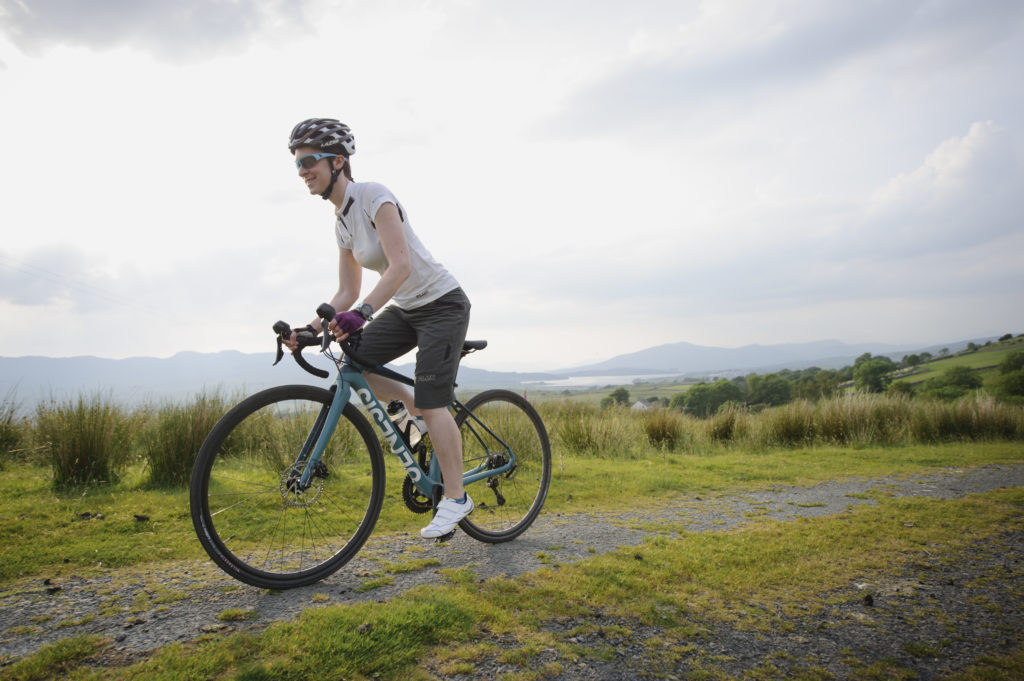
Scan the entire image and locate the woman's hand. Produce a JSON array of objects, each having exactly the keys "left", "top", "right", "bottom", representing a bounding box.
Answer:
[
  {"left": 329, "top": 310, "right": 365, "bottom": 341},
  {"left": 282, "top": 324, "right": 317, "bottom": 352}
]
